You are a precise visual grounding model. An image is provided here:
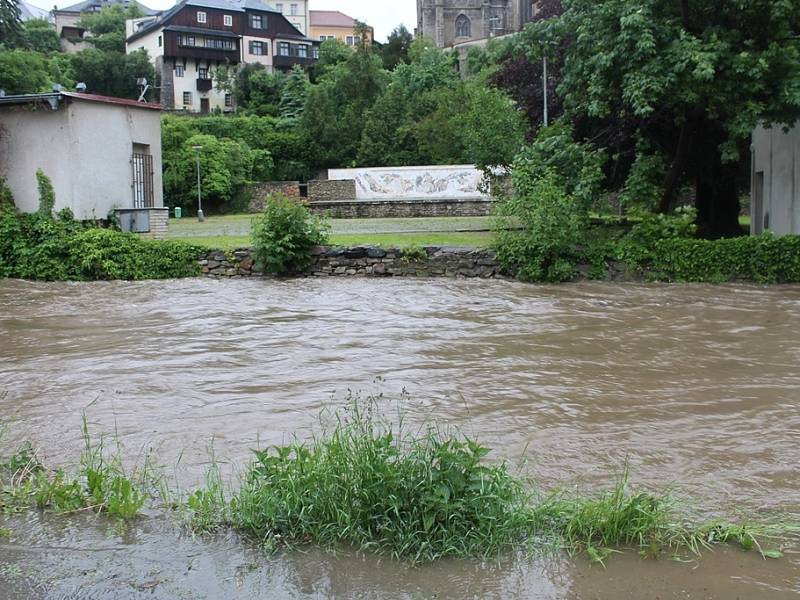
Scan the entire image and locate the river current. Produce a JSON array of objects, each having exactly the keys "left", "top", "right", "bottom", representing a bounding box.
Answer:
[{"left": 0, "top": 277, "right": 798, "bottom": 598}]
